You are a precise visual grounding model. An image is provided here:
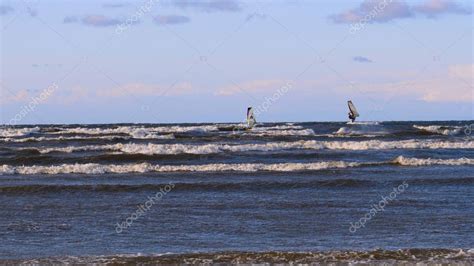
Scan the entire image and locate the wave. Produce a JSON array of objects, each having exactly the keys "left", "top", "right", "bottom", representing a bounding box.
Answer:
[
  {"left": 218, "top": 124, "right": 305, "bottom": 131},
  {"left": 128, "top": 129, "right": 175, "bottom": 139},
  {"left": 346, "top": 121, "right": 380, "bottom": 125},
  {"left": 0, "top": 134, "right": 175, "bottom": 143},
  {"left": 245, "top": 128, "right": 315, "bottom": 136},
  {"left": 1, "top": 157, "right": 473, "bottom": 175},
  {"left": 31, "top": 139, "right": 474, "bottom": 155},
  {"left": 54, "top": 126, "right": 181, "bottom": 139},
  {"left": 8, "top": 249, "right": 474, "bottom": 264},
  {"left": 393, "top": 156, "right": 474, "bottom": 166},
  {"left": 334, "top": 127, "right": 385, "bottom": 137},
  {"left": 255, "top": 124, "right": 305, "bottom": 130},
  {"left": 20, "top": 125, "right": 312, "bottom": 139},
  {"left": 0, "top": 127, "right": 40, "bottom": 137},
  {"left": 1, "top": 135, "right": 130, "bottom": 143},
  {"left": 0, "top": 161, "right": 363, "bottom": 175},
  {"left": 52, "top": 125, "right": 219, "bottom": 135},
  {"left": 335, "top": 122, "right": 388, "bottom": 137},
  {"left": 413, "top": 125, "right": 463, "bottom": 136}
]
